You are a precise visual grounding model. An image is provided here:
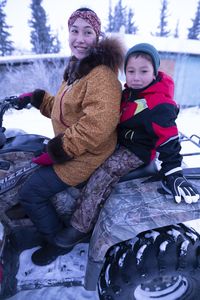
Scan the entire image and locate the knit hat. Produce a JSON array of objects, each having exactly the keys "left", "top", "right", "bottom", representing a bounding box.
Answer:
[
  {"left": 124, "top": 43, "right": 160, "bottom": 76},
  {"left": 68, "top": 8, "right": 101, "bottom": 38}
]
